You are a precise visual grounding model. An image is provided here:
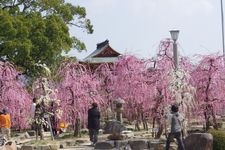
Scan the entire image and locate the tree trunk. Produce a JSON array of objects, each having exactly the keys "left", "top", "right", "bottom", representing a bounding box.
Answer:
[
  {"left": 143, "top": 120, "right": 148, "bottom": 131},
  {"left": 211, "top": 106, "right": 218, "bottom": 130},
  {"left": 40, "top": 125, "right": 44, "bottom": 140},
  {"left": 74, "top": 118, "right": 81, "bottom": 137},
  {"left": 155, "top": 118, "right": 163, "bottom": 139},
  {"left": 152, "top": 117, "right": 156, "bottom": 137},
  {"left": 135, "top": 120, "right": 140, "bottom": 131},
  {"left": 204, "top": 111, "right": 210, "bottom": 131},
  {"left": 156, "top": 122, "right": 163, "bottom": 139},
  {"left": 141, "top": 113, "right": 148, "bottom": 130},
  {"left": 35, "top": 120, "right": 44, "bottom": 140}
]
